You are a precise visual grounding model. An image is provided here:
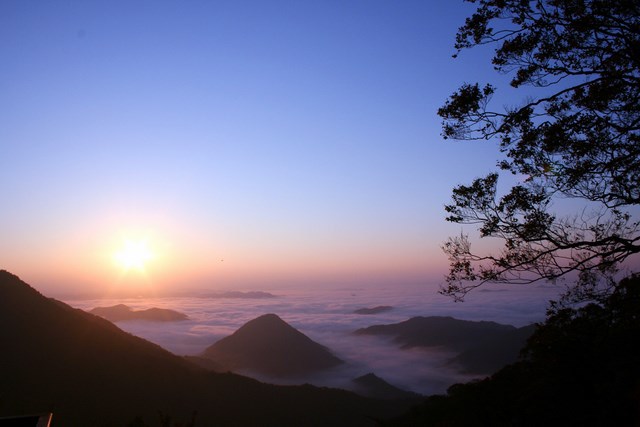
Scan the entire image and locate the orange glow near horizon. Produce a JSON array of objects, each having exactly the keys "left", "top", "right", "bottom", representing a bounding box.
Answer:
[{"left": 0, "top": 215, "right": 448, "bottom": 297}]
